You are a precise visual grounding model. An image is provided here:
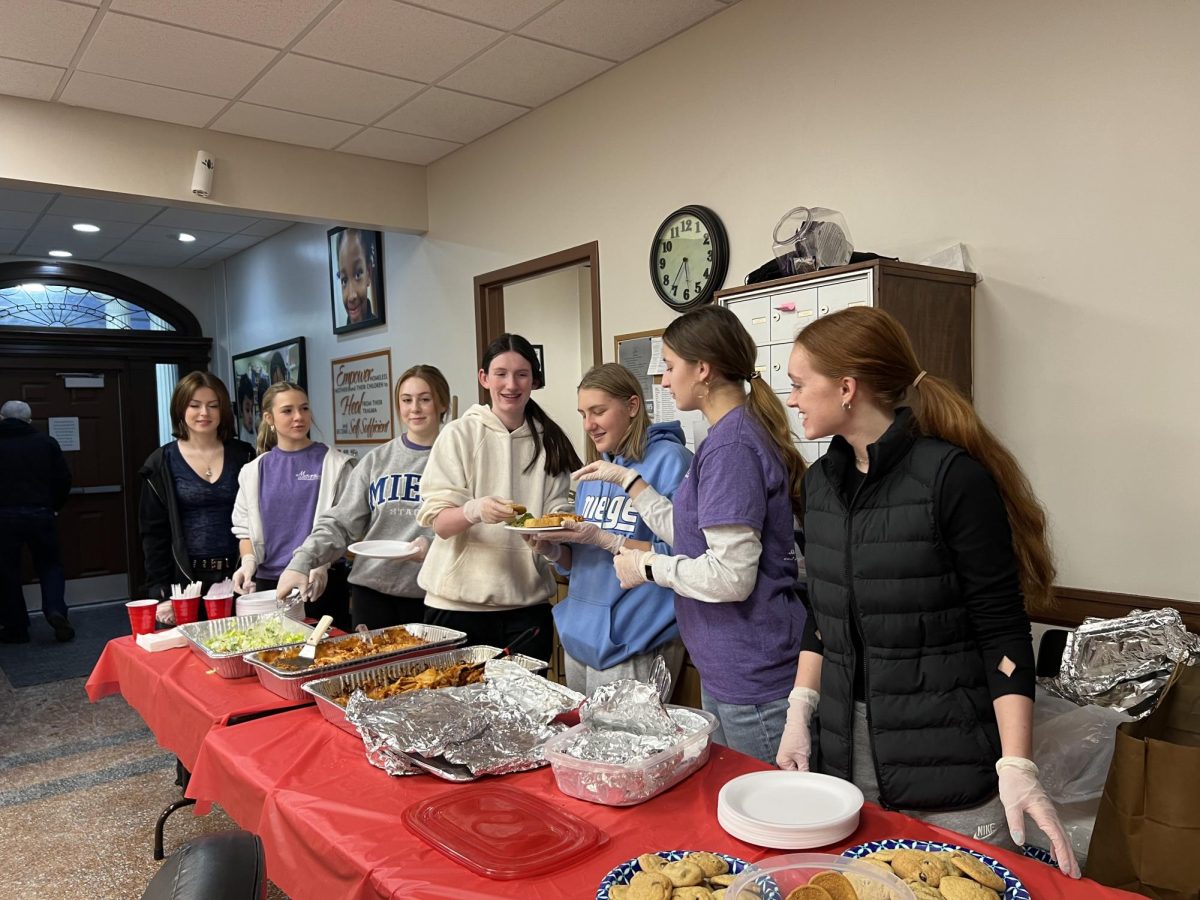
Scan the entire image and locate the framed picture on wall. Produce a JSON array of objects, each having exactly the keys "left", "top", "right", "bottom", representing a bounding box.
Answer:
[
  {"left": 531, "top": 343, "right": 546, "bottom": 388},
  {"left": 231, "top": 337, "right": 307, "bottom": 443},
  {"left": 330, "top": 348, "right": 394, "bottom": 445},
  {"left": 328, "top": 226, "right": 386, "bottom": 334}
]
